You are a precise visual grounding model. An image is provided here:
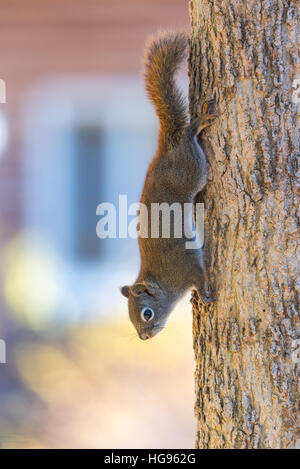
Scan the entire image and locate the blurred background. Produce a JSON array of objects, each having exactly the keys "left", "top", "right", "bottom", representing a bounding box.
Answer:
[{"left": 0, "top": 0, "right": 194, "bottom": 449}]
